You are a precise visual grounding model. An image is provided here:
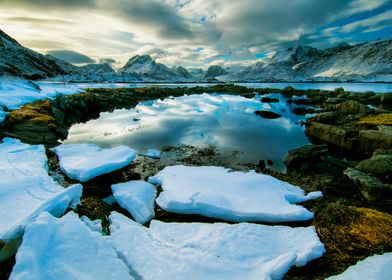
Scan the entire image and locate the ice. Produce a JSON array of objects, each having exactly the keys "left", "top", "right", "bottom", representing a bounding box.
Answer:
[
  {"left": 109, "top": 212, "right": 325, "bottom": 280},
  {"left": 0, "top": 138, "right": 82, "bottom": 242},
  {"left": 149, "top": 165, "right": 322, "bottom": 222},
  {"left": 0, "top": 110, "right": 8, "bottom": 123},
  {"left": 10, "top": 212, "right": 133, "bottom": 280},
  {"left": 327, "top": 253, "right": 392, "bottom": 280},
  {"left": 52, "top": 143, "right": 137, "bottom": 182},
  {"left": 112, "top": 180, "right": 157, "bottom": 224},
  {"left": 80, "top": 215, "right": 103, "bottom": 233}
]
